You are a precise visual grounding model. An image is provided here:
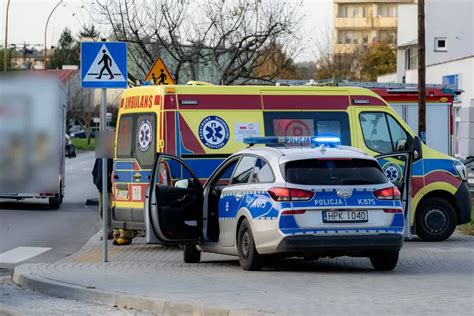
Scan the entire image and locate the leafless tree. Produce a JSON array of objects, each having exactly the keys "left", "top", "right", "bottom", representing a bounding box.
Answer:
[
  {"left": 91, "top": 0, "right": 303, "bottom": 85},
  {"left": 68, "top": 89, "right": 96, "bottom": 145}
]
